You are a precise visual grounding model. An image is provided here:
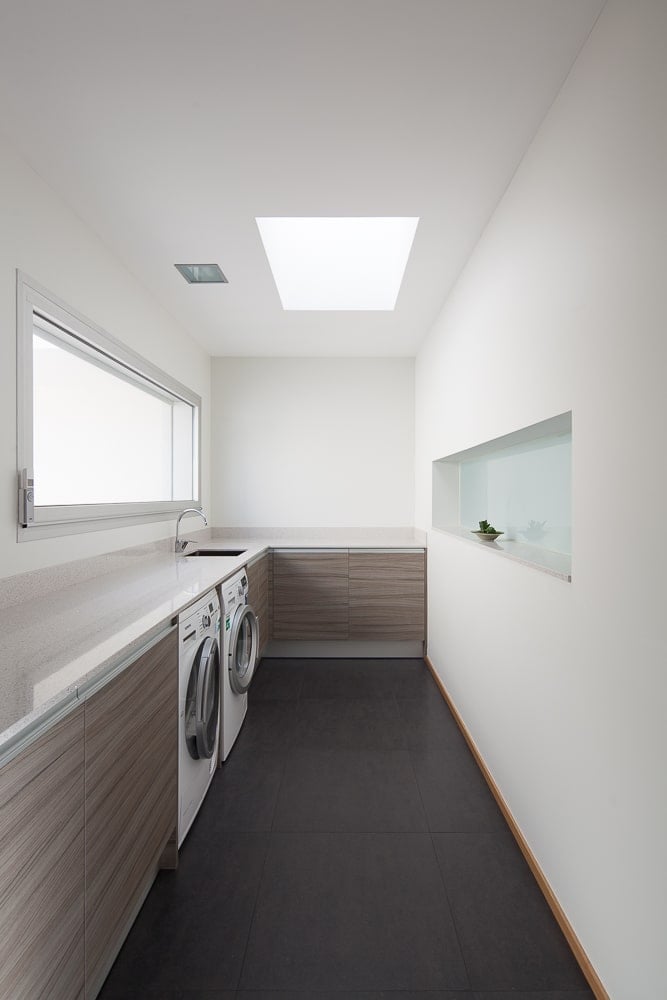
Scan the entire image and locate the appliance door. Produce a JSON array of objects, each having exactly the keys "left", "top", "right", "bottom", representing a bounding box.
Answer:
[
  {"left": 228, "top": 604, "right": 258, "bottom": 695},
  {"left": 185, "top": 635, "right": 220, "bottom": 759}
]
